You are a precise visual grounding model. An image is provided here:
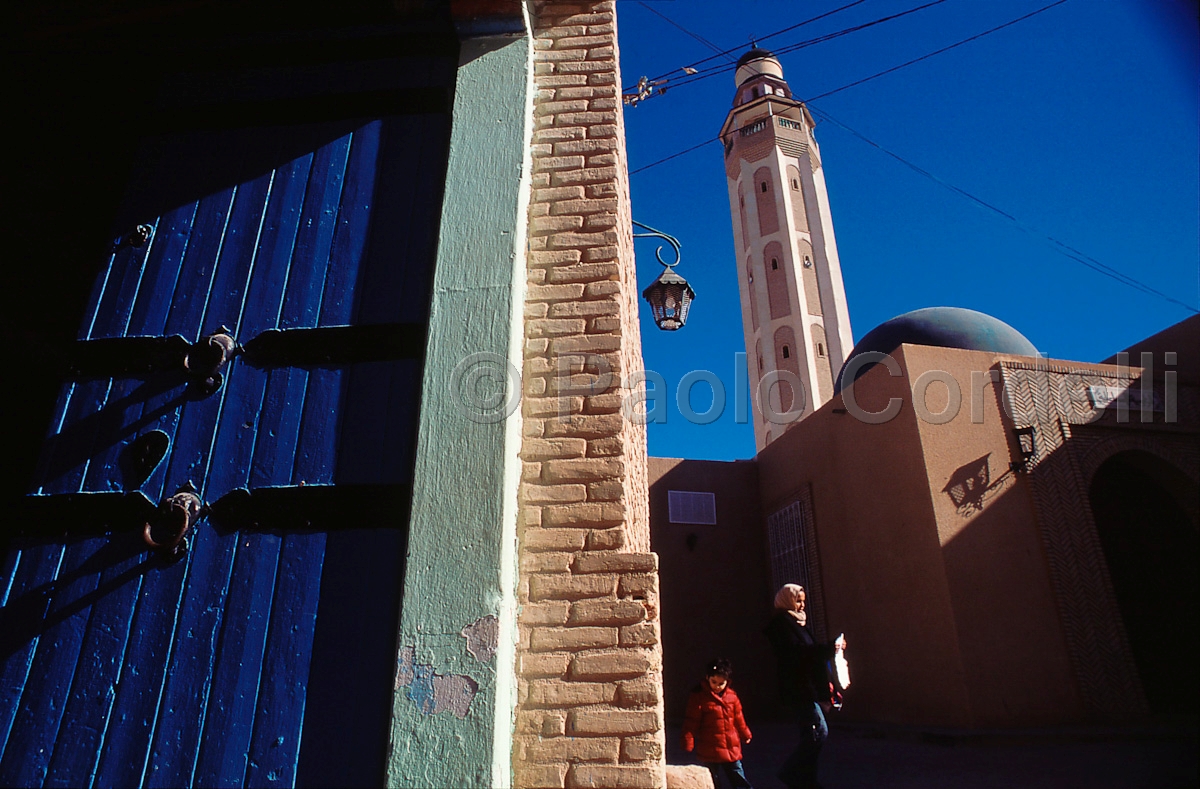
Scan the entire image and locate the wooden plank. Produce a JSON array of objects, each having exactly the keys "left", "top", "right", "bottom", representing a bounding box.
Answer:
[
  {"left": 145, "top": 147, "right": 310, "bottom": 788},
  {"left": 43, "top": 196, "right": 213, "bottom": 788},
  {"left": 7, "top": 201, "right": 199, "bottom": 787},
  {"left": 248, "top": 121, "right": 384, "bottom": 785},
  {"left": 92, "top": 167, "right": 273, "bottom": 789}
]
